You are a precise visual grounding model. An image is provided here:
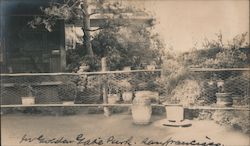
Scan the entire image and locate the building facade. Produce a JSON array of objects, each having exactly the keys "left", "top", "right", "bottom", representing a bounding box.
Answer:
[{"left": 0, "top": 0, "right": 66, "bottom": 73}]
